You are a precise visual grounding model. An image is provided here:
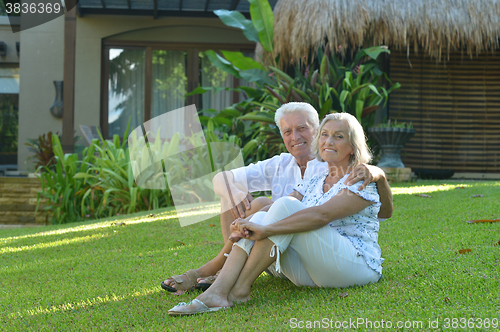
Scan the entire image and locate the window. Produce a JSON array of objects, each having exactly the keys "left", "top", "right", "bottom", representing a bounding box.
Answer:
[
  {"left": 102, "top": 42, "right": 253, "bottom": 139},
  {"left": 0, "top": 65, "right": 19, "bottom": 165}
]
